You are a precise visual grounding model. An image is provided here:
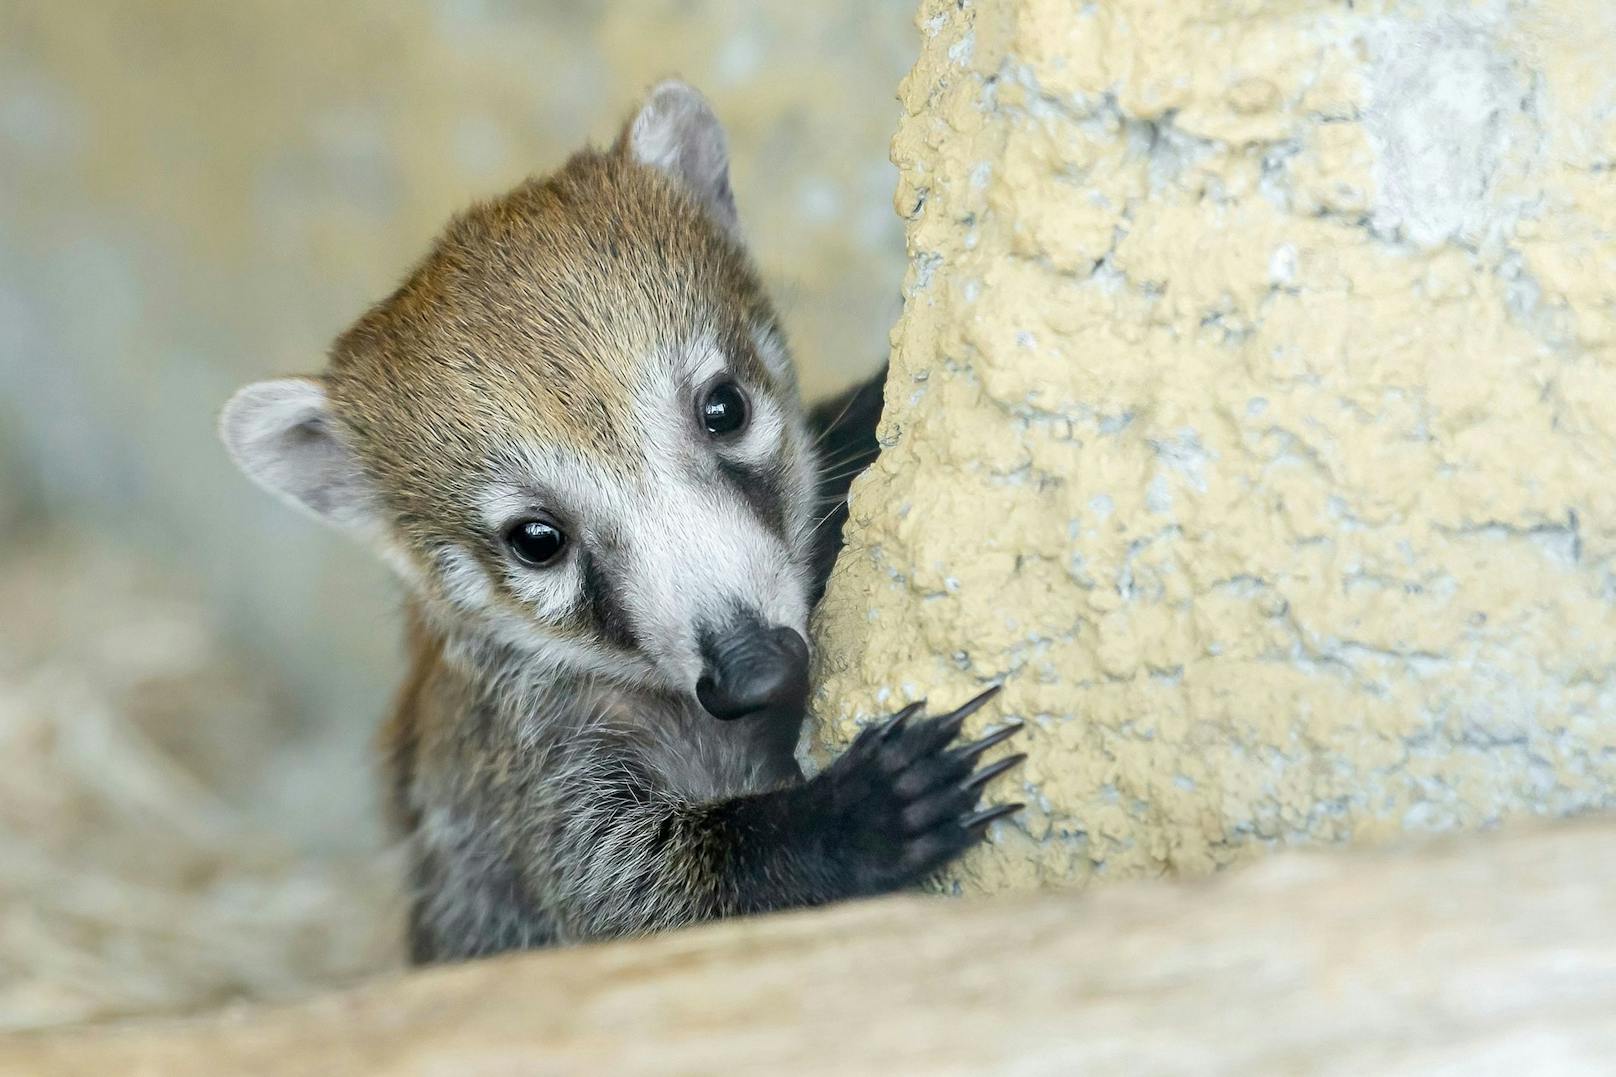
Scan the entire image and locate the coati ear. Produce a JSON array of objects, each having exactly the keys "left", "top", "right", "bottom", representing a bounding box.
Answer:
[
  {"left": 219, "top": 377, "right": 381, "bottom": 537},
  {"left": 618, "top": 79, "right": 737, "bottom": 229}
]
